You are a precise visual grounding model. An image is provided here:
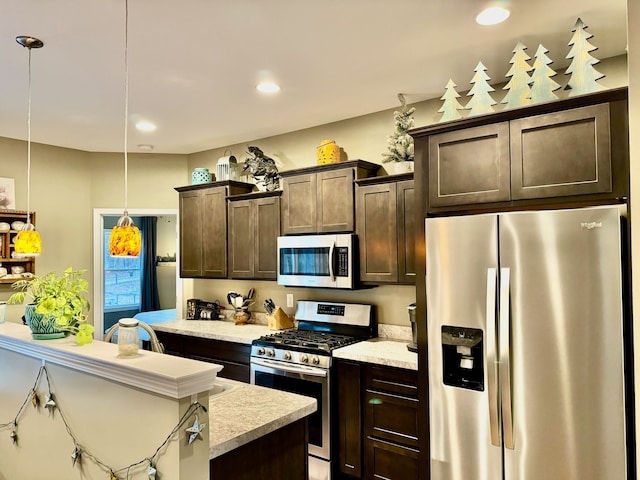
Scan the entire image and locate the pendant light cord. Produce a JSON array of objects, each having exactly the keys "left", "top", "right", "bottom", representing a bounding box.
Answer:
[
  {"left": 26, "top": 47, "right": 33, "bottom": 226},
  {"left": 123, "top": 0, "right": 129, "bottom": 214}
]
